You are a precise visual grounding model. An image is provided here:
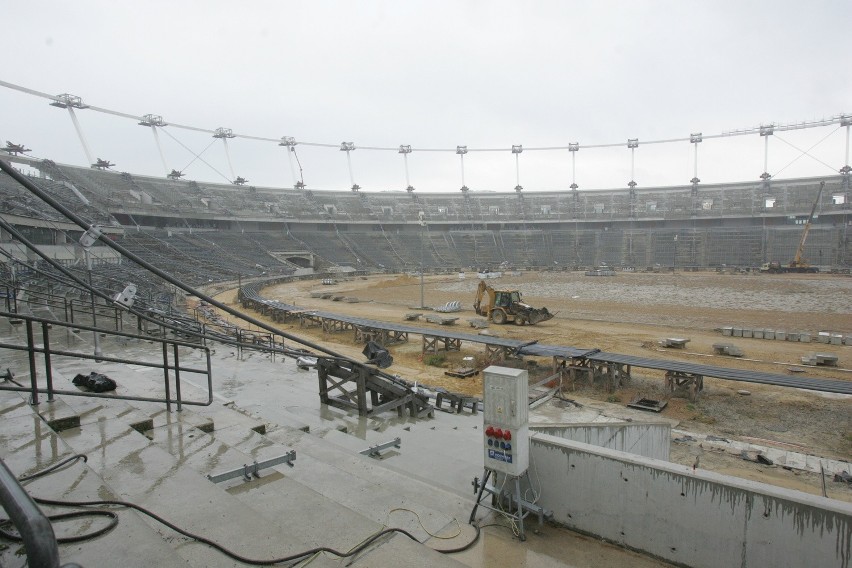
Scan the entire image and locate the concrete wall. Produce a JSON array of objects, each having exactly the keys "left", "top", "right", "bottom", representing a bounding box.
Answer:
[
  {"left": 530, "top": 422, "right": 670, "bottom": 461},
  {"left": 530, "top": 432, "right": 852, "bottom": 568}
]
